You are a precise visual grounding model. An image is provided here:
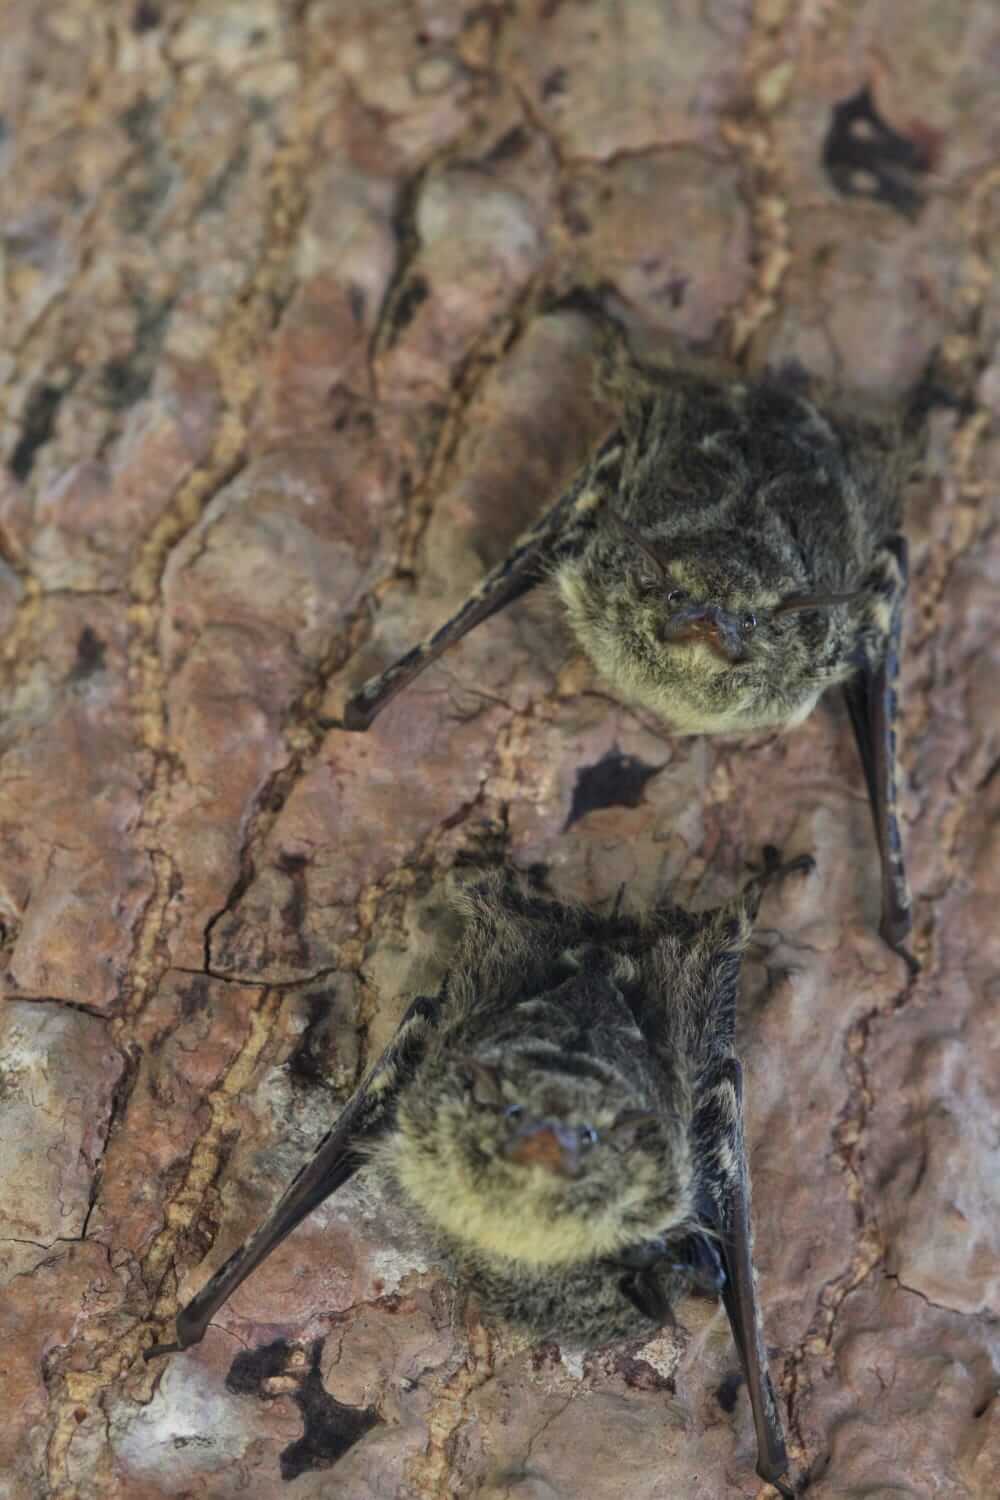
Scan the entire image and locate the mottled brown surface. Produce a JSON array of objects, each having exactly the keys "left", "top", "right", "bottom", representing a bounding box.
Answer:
[{"left": 1, "top": 2, "right": 998, "bottom": 1498}]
